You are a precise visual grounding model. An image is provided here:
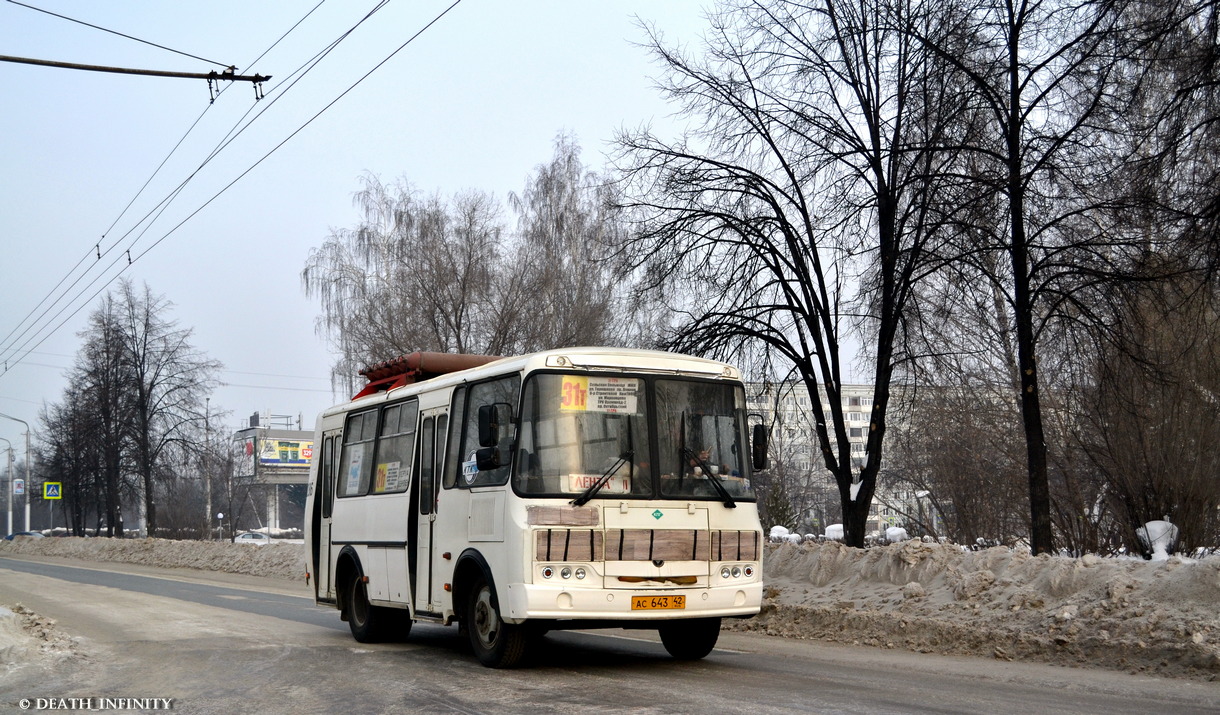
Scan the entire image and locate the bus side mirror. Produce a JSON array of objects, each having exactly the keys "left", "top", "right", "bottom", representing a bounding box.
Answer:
[
  {"left": 751, "top": 423, "right": 769, "bottom": 471},
  {"left": 478, "top": 404, "right": 500, "bottom": 447},
  {"left": 475, "top": 446, "right": 502, "bottom": 471}
]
